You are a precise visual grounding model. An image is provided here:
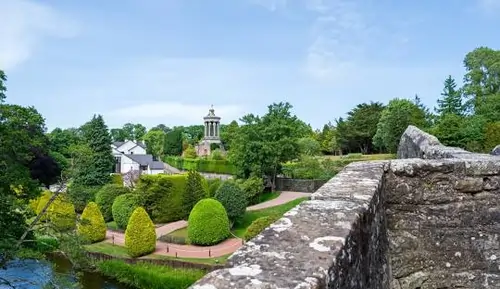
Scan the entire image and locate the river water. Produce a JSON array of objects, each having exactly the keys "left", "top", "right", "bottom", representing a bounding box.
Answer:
[{"left": 0, "top": 255, "right": 130, "bottom": 289}]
